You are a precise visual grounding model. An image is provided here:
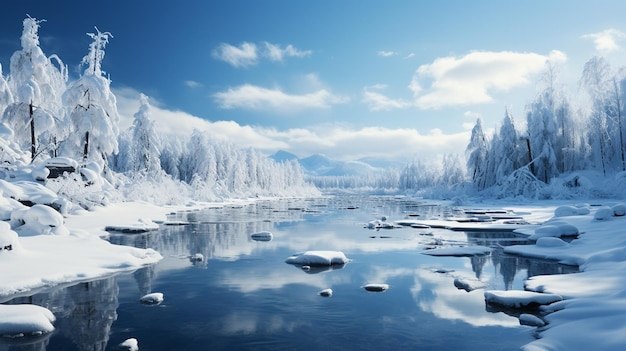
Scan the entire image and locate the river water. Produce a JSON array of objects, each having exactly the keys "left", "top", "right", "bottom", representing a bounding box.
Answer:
[{"left": 2, "top": 196, "right": 577, "bottom": 350}]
